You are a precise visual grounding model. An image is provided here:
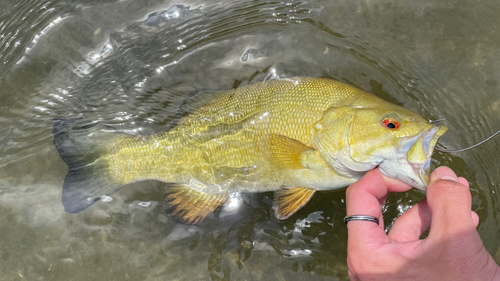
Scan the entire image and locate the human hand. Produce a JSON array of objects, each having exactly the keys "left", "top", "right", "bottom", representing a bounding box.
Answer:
[{"left": 345, "top": 166, "right": 500, "bottom": 281}]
